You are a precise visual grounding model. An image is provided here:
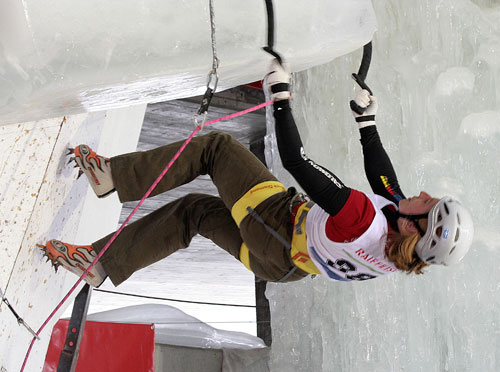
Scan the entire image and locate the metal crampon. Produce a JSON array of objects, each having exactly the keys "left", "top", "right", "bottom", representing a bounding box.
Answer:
[
  {"left": 36, "top": 240, "right": 107, "bottom": 287},
  {"left": 65, "top": 145, "right": 115, "bottom": 197},
  {"left": 37, "top": 244, "right": 60, "bottom": 272},
  {"left": 66, "top": 148, "right": 84, "bottom": 178}
]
